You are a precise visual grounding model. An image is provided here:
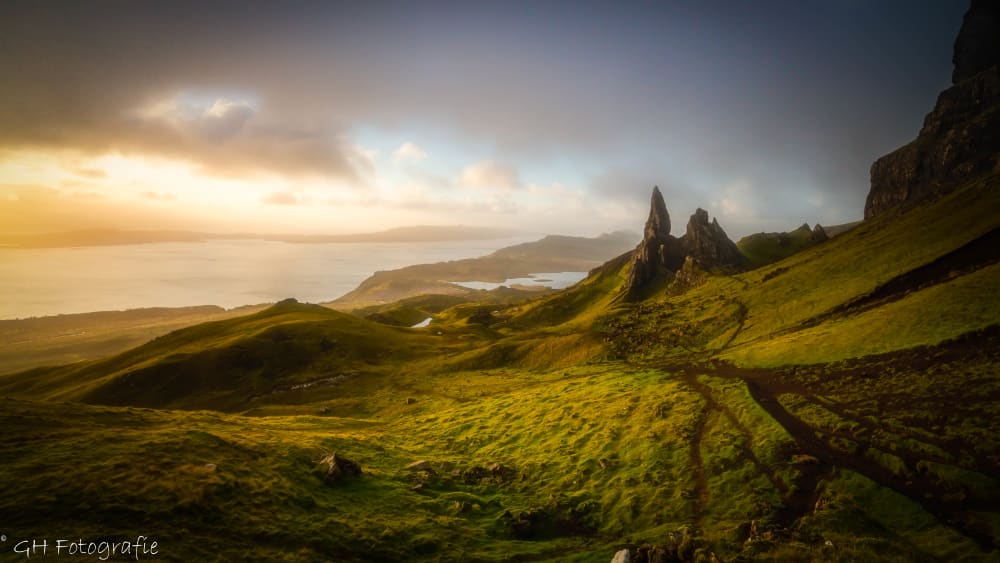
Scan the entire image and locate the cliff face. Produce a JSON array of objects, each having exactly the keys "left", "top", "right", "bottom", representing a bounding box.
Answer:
[
  {"left": 682, "top": 208, "right": 743, "bottom": 268},
  {"left": 624, "top": 187, "right": 684, "bottom": 293},
  {"left": 865, "top": 0, "right": 1000, "bottom": 219},
  {"left": 625, "top": 188, "right": 741, "bottom": 297}
]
